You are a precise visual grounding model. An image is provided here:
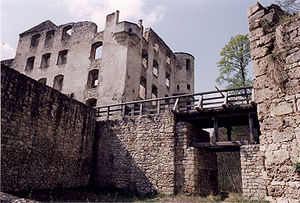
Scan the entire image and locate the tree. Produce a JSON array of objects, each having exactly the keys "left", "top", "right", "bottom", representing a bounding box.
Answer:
[
  {"left": 216, "top": 34, "right": 252, "bottom": 89},
  {"left": 275, "top": 0, "right": 300, "bottom": 14}
]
